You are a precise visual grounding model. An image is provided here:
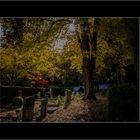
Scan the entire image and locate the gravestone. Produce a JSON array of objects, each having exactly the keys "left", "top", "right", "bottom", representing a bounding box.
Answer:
[
  {"left": 22, "top": 96, "right": 35, "bottom": 122},
  {"left": 49, "top": 88, "right": 53, "bottom": 98},
  {"left": 16, "top": 108, "right": 22, "bottom": 122},
  {"left": 63, "top": 89, "right": 72, "bottom": 109},
  {"left": 40, "top": 95, "right": 48, "bottom": 118},
  {"left": 78, "top": 87, "right": 84, "bottom": 93}
]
